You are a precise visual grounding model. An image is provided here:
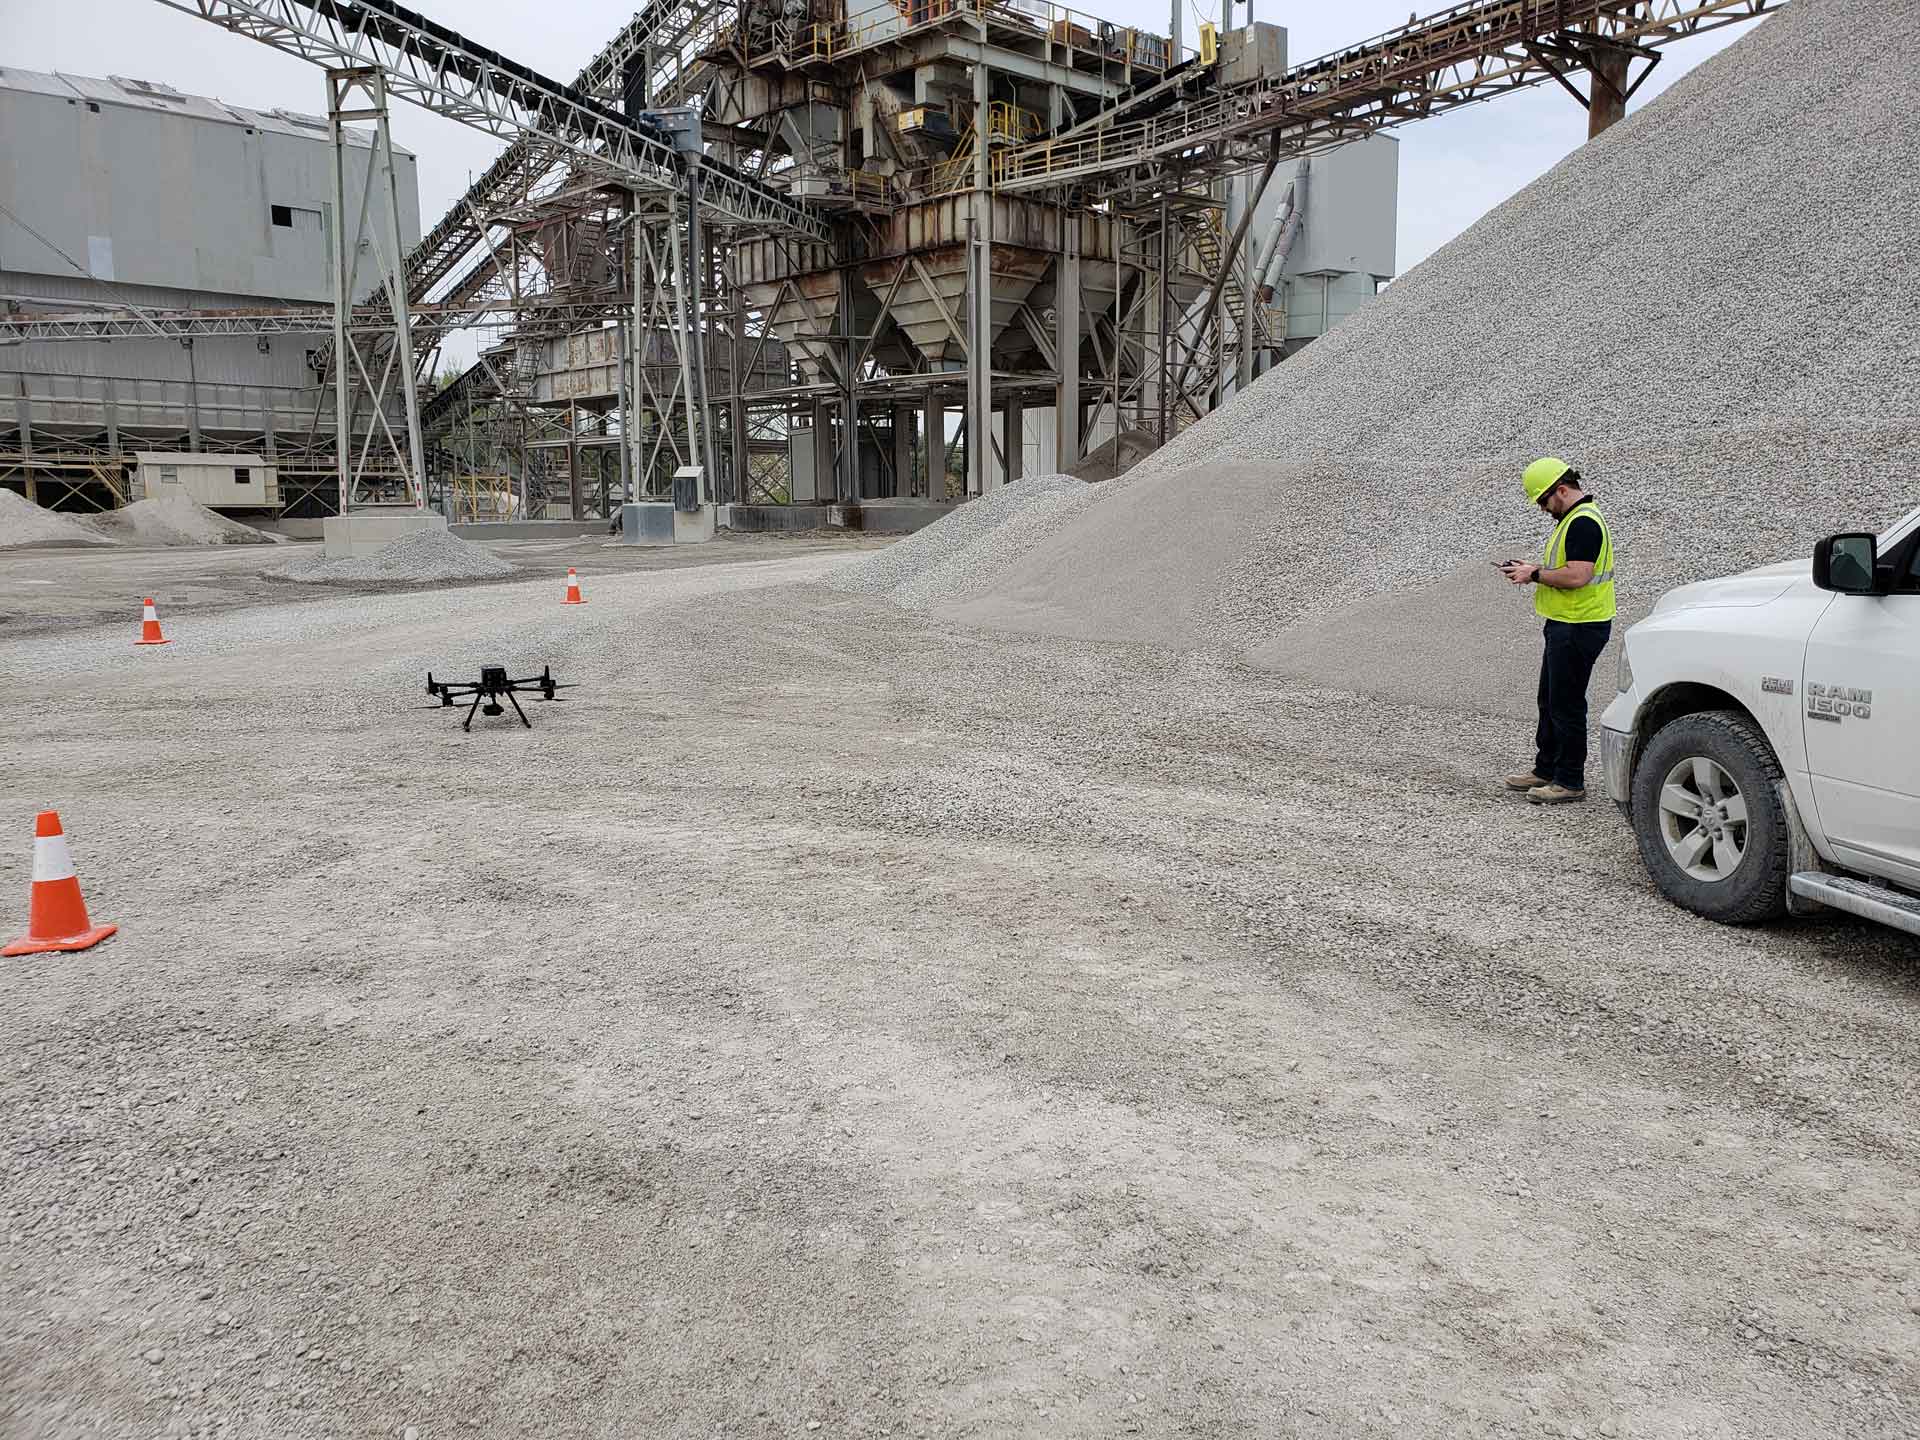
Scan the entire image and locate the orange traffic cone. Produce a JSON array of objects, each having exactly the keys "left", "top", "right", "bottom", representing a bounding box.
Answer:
[
  {"left": 135, "top": 597, "right": 169, "bottom": 646},
  {"left": 4, "top": 811, "right": 117, "bottom": 957},
  {"left": 563, "top": 568, "right": 586, "bottom": 606}
]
